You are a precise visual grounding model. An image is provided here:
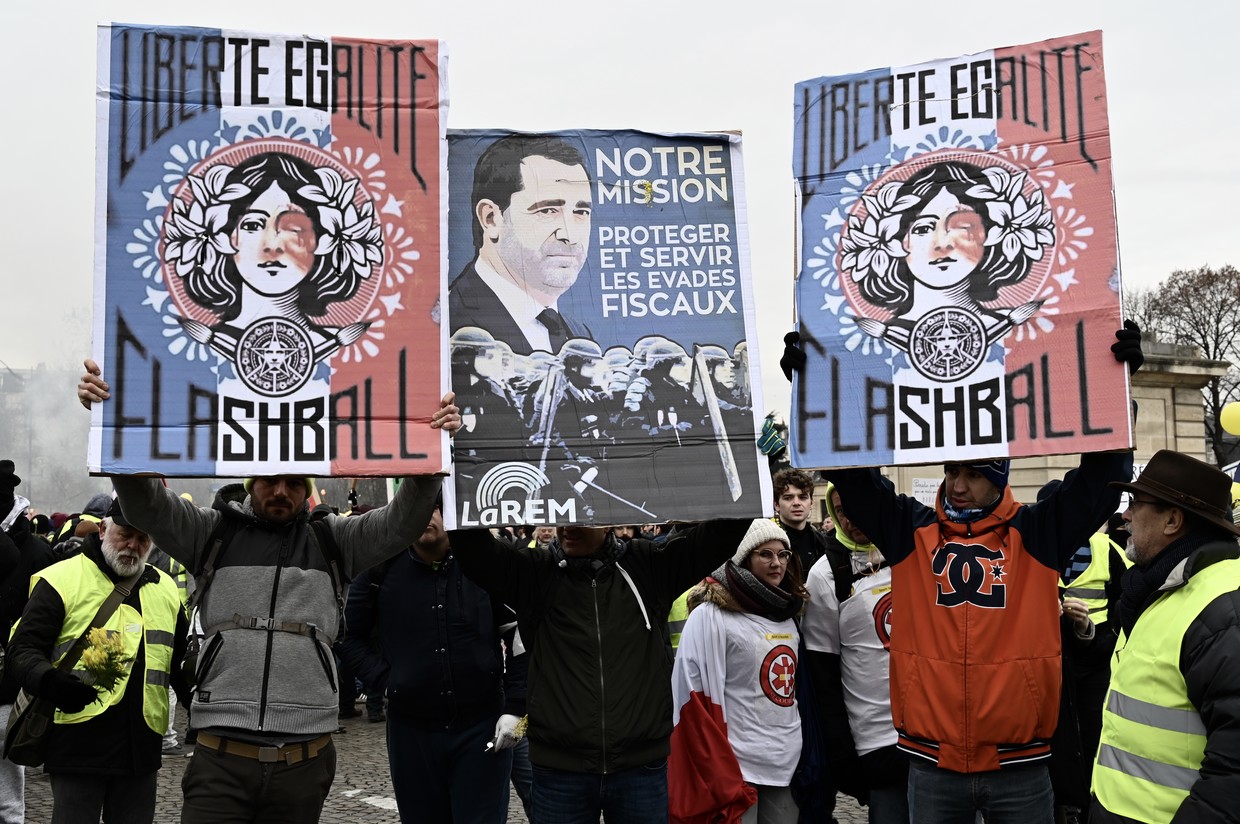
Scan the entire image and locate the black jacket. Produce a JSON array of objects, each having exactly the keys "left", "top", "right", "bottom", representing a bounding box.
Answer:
[
  {"left": 7, "top": 537, "right": 189, "bottom": 776},
  {"left": 452, "top": 520, "right": 750, "bottom": 773},
  {"left": 337, "top": 548, "right": 525, "bottom": 729},
  {"left": 781, "top": 520, "right": 829, "bottom": 584},
  {"left": 1, "top": 515, "right": 56, "bottom": 704},
  {"left": 1091, "top": 542, "right": 1240, "bottom": 824}
]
